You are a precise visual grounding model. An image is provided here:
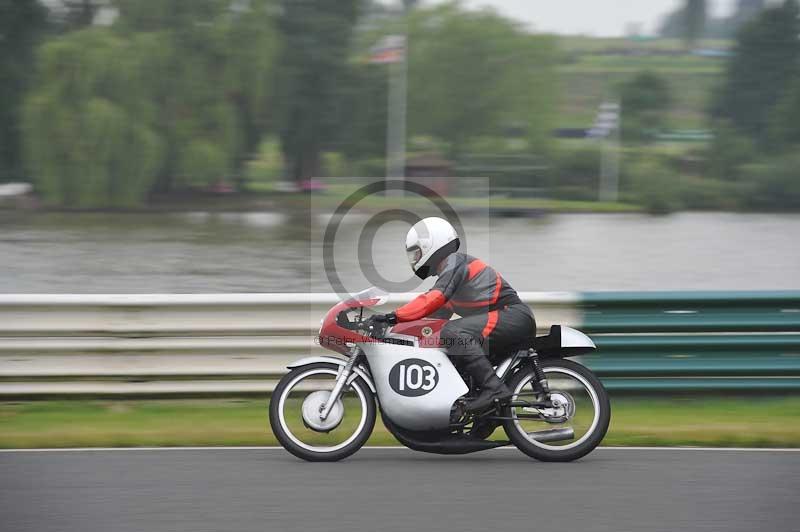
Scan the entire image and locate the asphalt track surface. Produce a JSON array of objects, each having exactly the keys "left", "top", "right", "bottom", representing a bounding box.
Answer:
[{"left": 1, "top": 447, "right": 798, "bottom": 532}]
